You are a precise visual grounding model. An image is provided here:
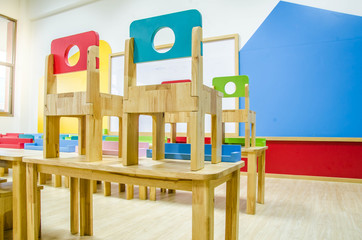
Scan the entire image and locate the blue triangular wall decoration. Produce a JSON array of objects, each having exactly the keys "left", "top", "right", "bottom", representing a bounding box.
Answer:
[{"left": 239, "top": 1, "right": 362, "bottom": 137}]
